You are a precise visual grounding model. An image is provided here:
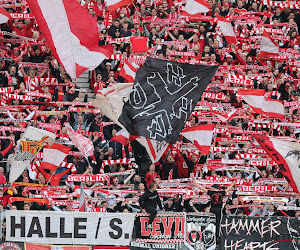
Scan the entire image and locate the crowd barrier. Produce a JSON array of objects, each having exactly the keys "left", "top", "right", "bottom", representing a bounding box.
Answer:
[{"left": 3, "top": 211, "right": 300, "bottom": 249}]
